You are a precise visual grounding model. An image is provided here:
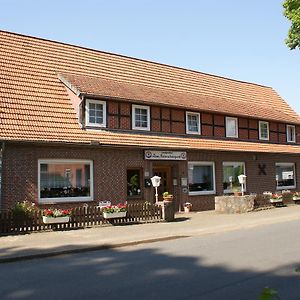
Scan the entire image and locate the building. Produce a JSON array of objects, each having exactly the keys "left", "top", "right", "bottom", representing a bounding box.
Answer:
[{"left": 0, "top": 30, "right": 300, "bottom": 211}]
